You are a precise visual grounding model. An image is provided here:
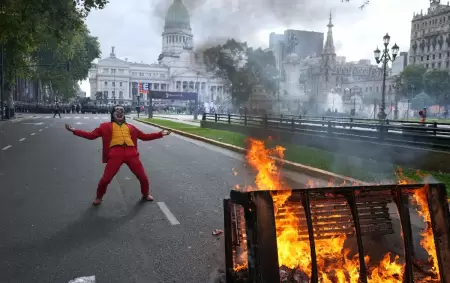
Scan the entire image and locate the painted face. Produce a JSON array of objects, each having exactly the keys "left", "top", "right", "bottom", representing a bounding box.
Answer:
[{"left": 113, "top": 106, "right": 125, "bottom": 122}]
